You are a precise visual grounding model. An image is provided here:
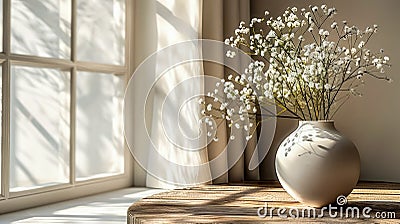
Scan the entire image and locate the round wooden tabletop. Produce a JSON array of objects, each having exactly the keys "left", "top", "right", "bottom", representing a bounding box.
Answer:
[{"left": 128, "top": 181, "right": 400, "bottom": 223}]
